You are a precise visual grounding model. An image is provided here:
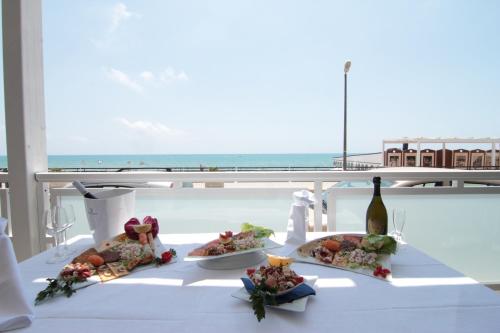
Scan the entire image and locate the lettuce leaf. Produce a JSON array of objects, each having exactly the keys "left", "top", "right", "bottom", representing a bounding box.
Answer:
[
  {"left": 361, "top": 234, "right": 397, "bottom": 255},
  {"left": 241, "top": 223, "right": 274, "bottom": 239}
]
